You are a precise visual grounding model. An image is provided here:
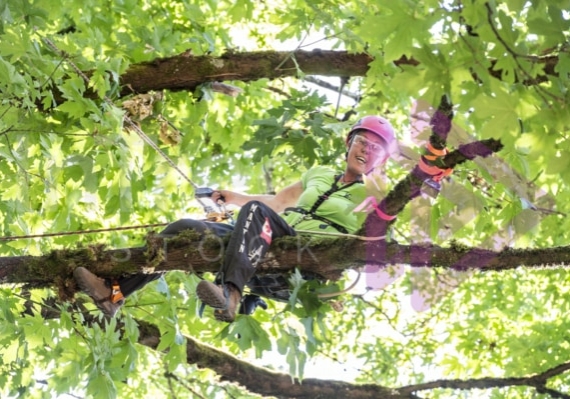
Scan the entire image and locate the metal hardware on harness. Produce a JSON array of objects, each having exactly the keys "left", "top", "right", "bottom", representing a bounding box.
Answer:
[
  {"left": 196, "top": 187, "right": 233, "bottom": 222},
  {"left": 421, "top": 178, "right": 442, "bottom": 199},
  {"left": 205, "top": 210, "right": 233, "bottom": 222}
]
